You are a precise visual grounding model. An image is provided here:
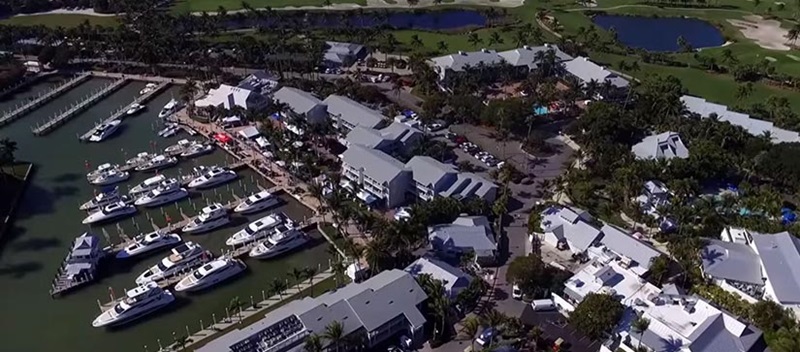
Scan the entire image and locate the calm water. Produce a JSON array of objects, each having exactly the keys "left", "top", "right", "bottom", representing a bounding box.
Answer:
[
  {"left": 0, "top": 78, "right": 330, "bottom": 352},
  {"left": 592, "top": 14, "right": 725, "bottom": 52},
  {"left": 228, "top": 9, "right": 487, "bottom": 30}
]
